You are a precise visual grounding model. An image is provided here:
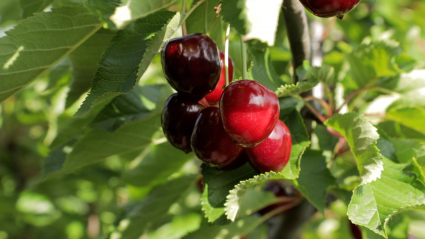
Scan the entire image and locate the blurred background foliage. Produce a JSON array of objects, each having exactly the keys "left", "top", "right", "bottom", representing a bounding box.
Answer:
[{"left": 1, "top": 0, "right": 425, "bottom": 238}]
